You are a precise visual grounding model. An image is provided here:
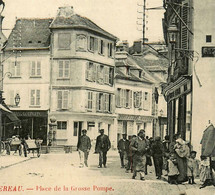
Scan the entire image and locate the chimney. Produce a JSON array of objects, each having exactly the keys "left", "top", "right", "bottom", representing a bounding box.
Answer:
[
  {"left": 57, "top": 6, "right": 74, "bottom": 17},
  {"left": 133, "top": 41, "right": 142, "bottom": 54}
]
